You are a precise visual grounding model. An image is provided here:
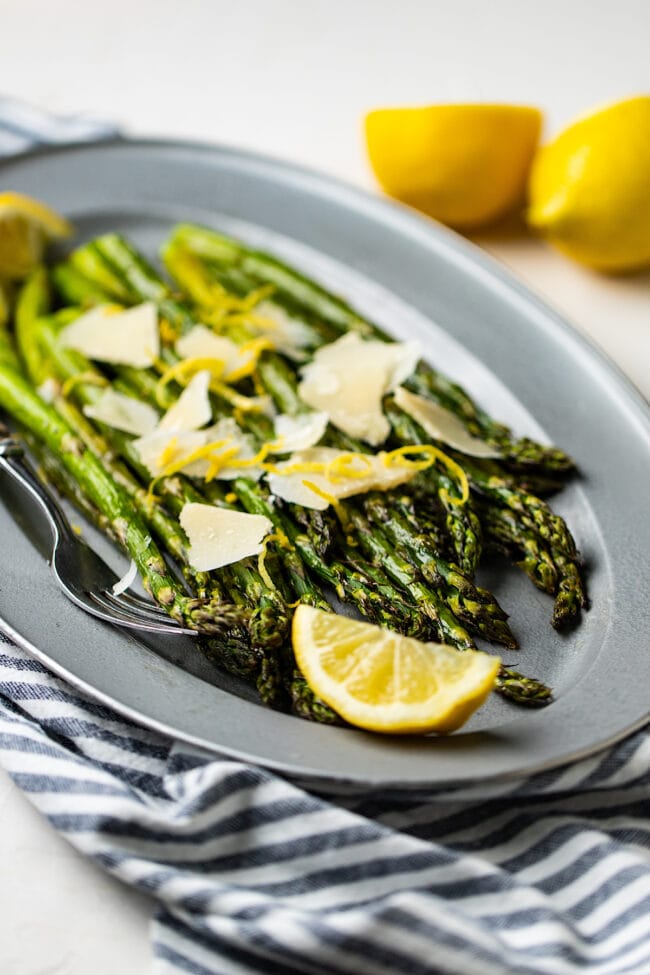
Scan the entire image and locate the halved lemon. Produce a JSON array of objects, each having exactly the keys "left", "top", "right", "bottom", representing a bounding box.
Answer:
[
  {"left": 292, "top": 605, "right": 500, "bottom": 734},
  {"left": 0, "top": 192, "right": 72, "bottom": 280},
  {"left": 365, "top": 103, "right": 542, "bottom": 229},
  {"left": 0, "top": 279, "right": 11, "bottom": 327}
]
